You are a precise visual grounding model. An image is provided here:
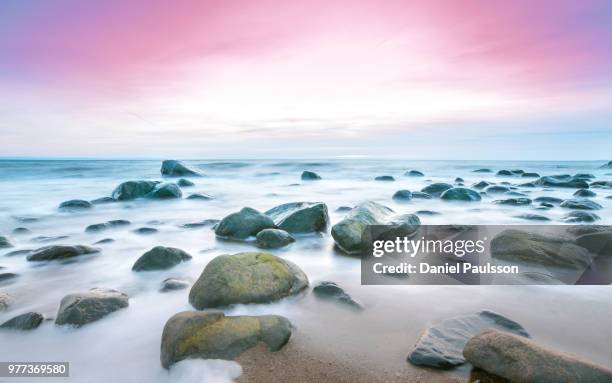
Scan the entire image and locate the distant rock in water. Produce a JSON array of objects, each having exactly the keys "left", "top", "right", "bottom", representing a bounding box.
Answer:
[
  {"left": 313, "top": 281, "right": 361, "bottom": 309},
  {"left": 484, "top": 185, "right": 510, "bottom": 194},
  {"left": 55, "top": 288, "right": 129, "bottom": 327},
  {"left": 415, "top": 210, "right": 441, "bottom": 216},
  {"left": 265, "top": 202, "right": 329, "bottom": 233},
  {"left": 90, "top": 197, "right": 116, "bottom": 204},
  {"left": 392, "top": 190, "right": 412, "bottom": 201},
  {"left": 519, "top": 181, "right": 537, "bottom": 187},
  {"left": 12, "top": 227, "right": 30, "bottom": 235},
  {"left": 160, "top": 311, "right": 291, "bottom": 368},
  {"left": 30, "top": 235, "right": 69, "bottom": 243},
  {"left": 27, "top": 245, "right": 100, "bottom": 261},
  {"left": 454, "top": 177, "right": 464, "bottom": 183},
  {"left": 85, "top": 219, "right": 130, "bottom": 232},
  {"left": 335, "top": 206, "right": 353, "bottom": 212},
  {"left": 560, "top": 199, "right": 602, "bottom": 210},
  {"left": 590, "top": 180, "right": 612, "bottom": 188},
  {"left": 574, "top": 189, "right": 596, "bottom": 197},
  {"left": 421, "top": 183, "right": 452, "bottom": 197},
  {"left": 599, "top": 160, "right": 612, "bottom": 169},
  {"left": 215, "top": 207, "right": 276, "bottom": 240},
  {"left": 464, "top": 329, "right": 612, "bottom": 383},
  {"left": 471, "top": 181, "right": 490, "bottom": 190},
  {"left": 1, "top": 312, "right": 44, "bottom": 330},
  {"left": 0, "top": 236, "right": 13, "bottom": 249},
  {"left": 160, "top": 160, "right": 201, "bottom": 177},
  {"left": 111, "top": 180, "right": 159, "bottom": 200},
  {"left": 177, "top": 178, "right": 194, "bottom": 187},
  {"left": 132, "top": 246, "right": 192, "bottom": 271},
  {"left": 496, "top": 170, "right": 513, "bottom": 176},
  {"left": 405, "top": 170, "right": 424, "bottom": 177},
  {"left": 411, "top": 191, "right": 432, "bottom": 199},
  {"left": 180, "top": 219, "right": 219, "bottom": 229},
  {"left": 189, "top": 252, "right": 308, "bottom": 309},
  {"left": 514, "top": 214, "right": 550, "bottom": 221},
  {"left": 472, "top": 168, "right": 493, "bottom": 173},
  {"left": 0, "top": 273, "right": 19, "bottom": 283},
  {"left": 493, "top": 198, "right": 532, "bottom": 206},
  {"left": 59, "top": 199, "right": 93, "bottom": 210},
  {"left": 133, "top": 227, "right": 158, "bottom": 235},
  {"left": 407, "top": 310, "right": 528, "bottom": 369},
  {"left": 562, "top": 211, "right": 600, "bottom": 223},
  {"left": 375, "top": 175, "right": 395, "bottom": 181},
  {"left": 160, "top": 278, "right": 190, "bottom": 292},
  {"left": 186, "top": 193, "right": 213, "bottom": 200},
  {"left": 534, "top": 196, "right": 563, "bottom": 205},
  {"left": 536, "top": 175, "right": 589, "bottom": 189},
  {"left": 301, "top": 170, "right": 321, "bottom": 180},
  {"left": 148, "top": 183, "right": 182, "bottom": 199},
  {"left": 4, "top": 249, "right": 32, "bottom": 257},
  {"left": 521, "top": 172, "right": 540, "bottom": 178},
  {"left": 440, "top": 187, "right": 481, "bottom": 202},
  {"left": 256, "top": 229, "right": 295, "bottom": 249},
  {"left": 93, "top": 238, "right": 114, "bottom": 244}
]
